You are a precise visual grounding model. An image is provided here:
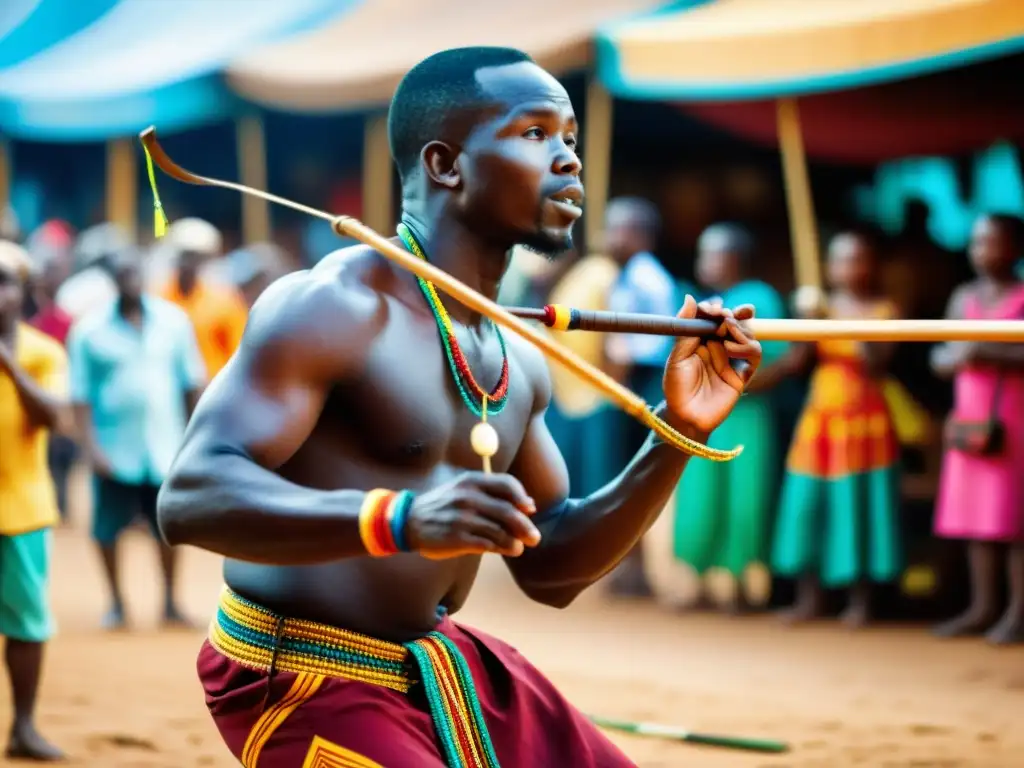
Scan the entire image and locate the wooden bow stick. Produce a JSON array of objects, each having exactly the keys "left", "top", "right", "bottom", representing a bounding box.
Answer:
[
  {"left": 138, "top": 127, "right": 740, "bottom": 462},
  {"left": 510, "top": 305, "right": 1024, "bottom": 342}
]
